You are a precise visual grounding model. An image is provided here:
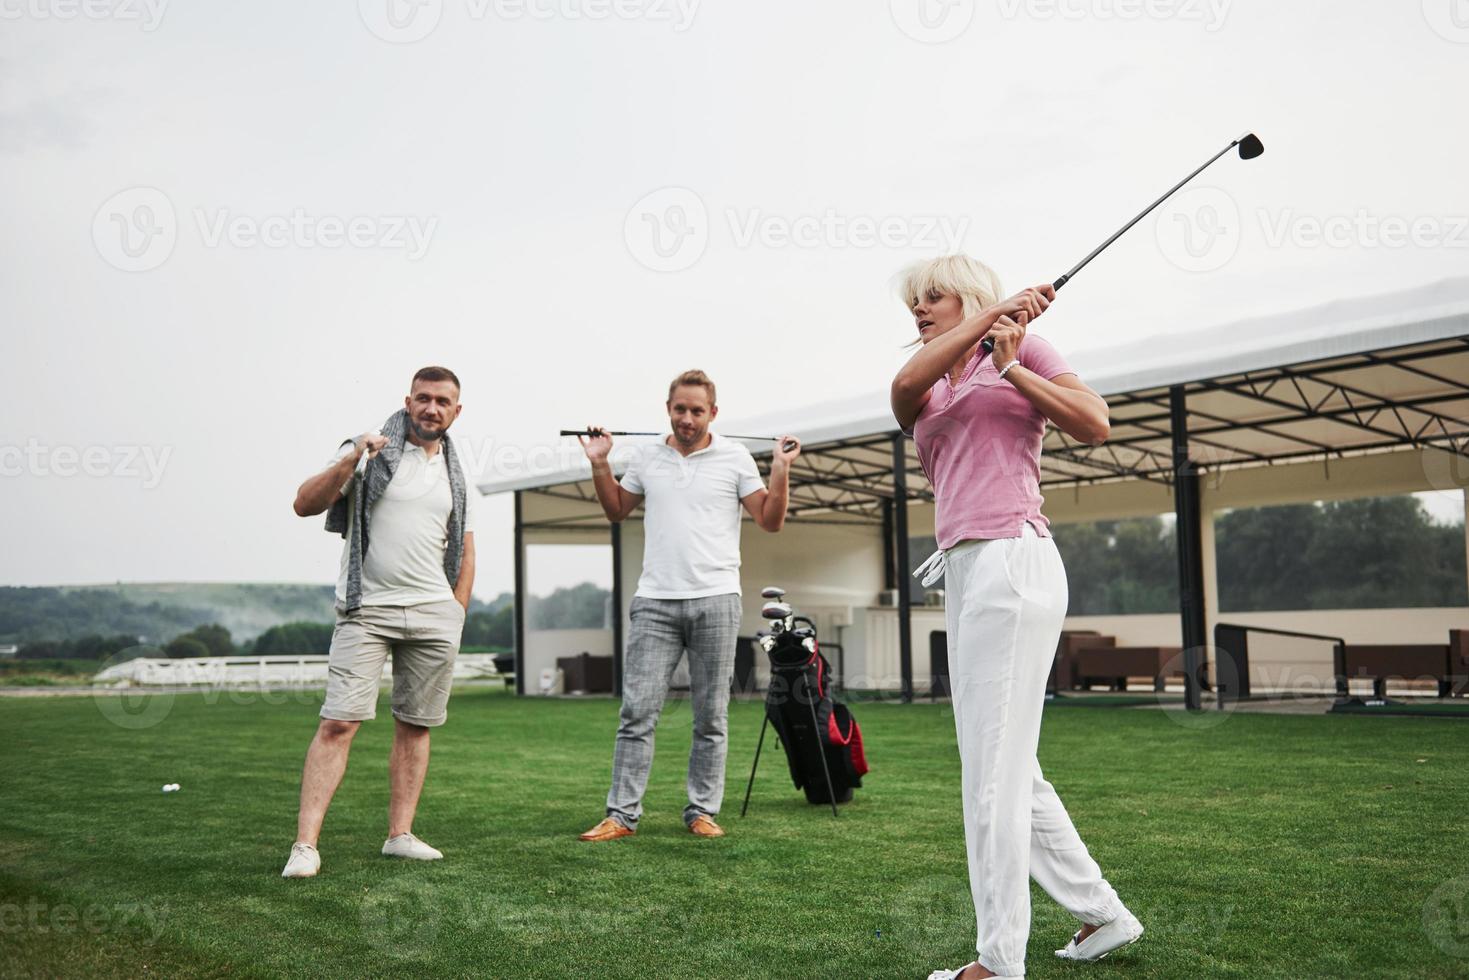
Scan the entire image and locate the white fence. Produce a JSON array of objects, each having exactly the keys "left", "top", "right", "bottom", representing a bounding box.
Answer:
[{"left": 93, "top": 654, "right": 504, "bottom": 688}]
